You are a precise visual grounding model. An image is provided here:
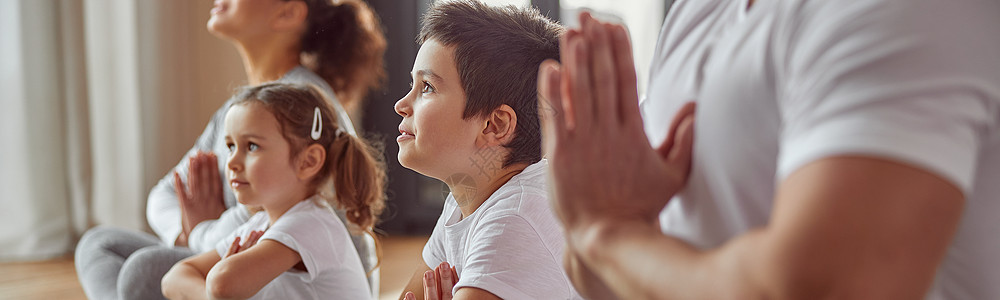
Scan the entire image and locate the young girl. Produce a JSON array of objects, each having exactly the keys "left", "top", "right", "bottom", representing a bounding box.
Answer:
[
  {"left": 161, "top": 83, "right": 386, "bottom": 300},
  {"left": 75, "top": 1, "right": 386, "bottom": 299}
]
